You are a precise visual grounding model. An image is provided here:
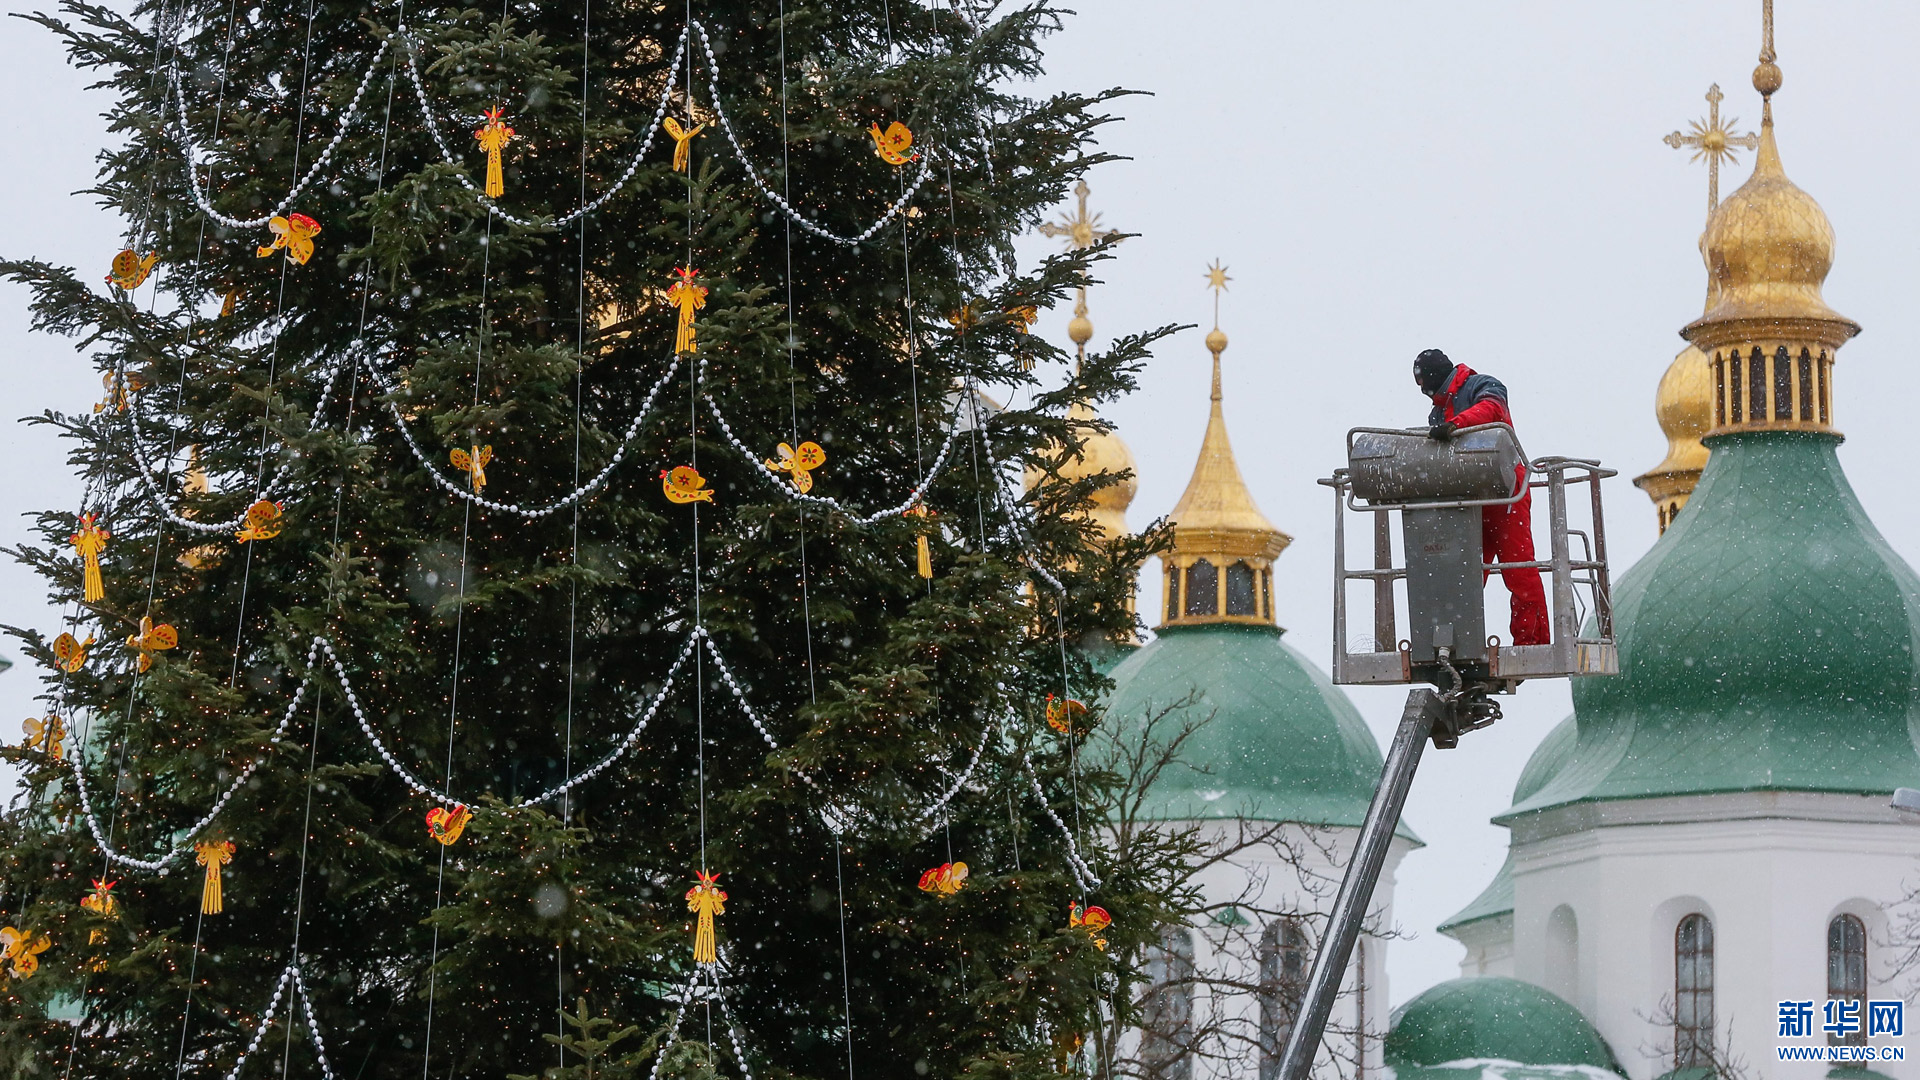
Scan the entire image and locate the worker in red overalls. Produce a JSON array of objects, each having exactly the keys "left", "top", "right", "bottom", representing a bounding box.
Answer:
[{"left": 1413, "top": 348, "right": 1550, "bottom": 646}]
